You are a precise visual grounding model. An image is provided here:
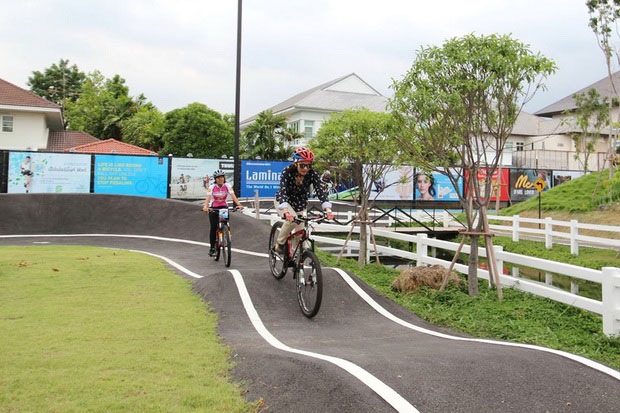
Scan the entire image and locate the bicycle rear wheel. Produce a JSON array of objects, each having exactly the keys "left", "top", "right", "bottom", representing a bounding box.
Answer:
[
  {"left": 222, "top": 224, "right": 232, "bottom": 267},
  {"left": 296, "top": 250, "right": 323, "bottom": 318},
  {"left": 268, "top": 222, "right": 286, "bottom": 279}
]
